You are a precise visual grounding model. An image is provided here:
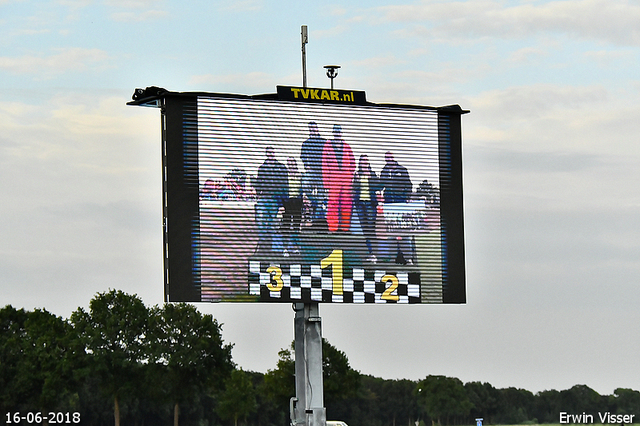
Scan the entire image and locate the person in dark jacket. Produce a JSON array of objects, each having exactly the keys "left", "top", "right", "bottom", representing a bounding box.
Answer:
[
  {"left": 353, "top": 155, "right": 381, "bottom": 263},
  {"left": 380, "top": 151, "right": 412, "bottom": 203},
  {"left": 379, "top": 151, "right": 414, "bottom": 264},
  {"left": 255, "top": 146, "right": 288, "bottom": 253},
  {"left": 282, "top": 157, "right": 303, "bottom": 256},
  {"left": 300, "top": 121, "right": 327, "bottom": 226}
]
